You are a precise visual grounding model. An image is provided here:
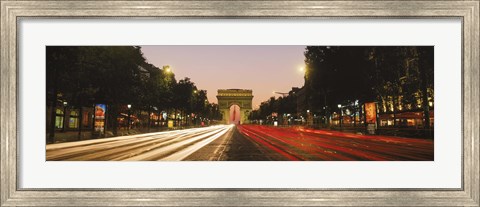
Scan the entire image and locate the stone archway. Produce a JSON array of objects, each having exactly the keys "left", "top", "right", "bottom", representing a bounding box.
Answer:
[
  {"left": 216, "top": 89, "right": 253, "bottom": 124},
  {"left": 229, "top": 104, "right": 241, "bottom": 124}
]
